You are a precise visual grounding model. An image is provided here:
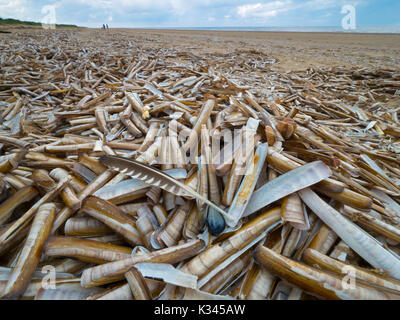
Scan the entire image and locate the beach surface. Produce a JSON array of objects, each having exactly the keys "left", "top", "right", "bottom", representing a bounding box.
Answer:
[
  {"left": 2, "top": 27, "right": 400, "bottom": 71},
  {"left": 75, "top": 28, "right": 400, "bottom": 71}
]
